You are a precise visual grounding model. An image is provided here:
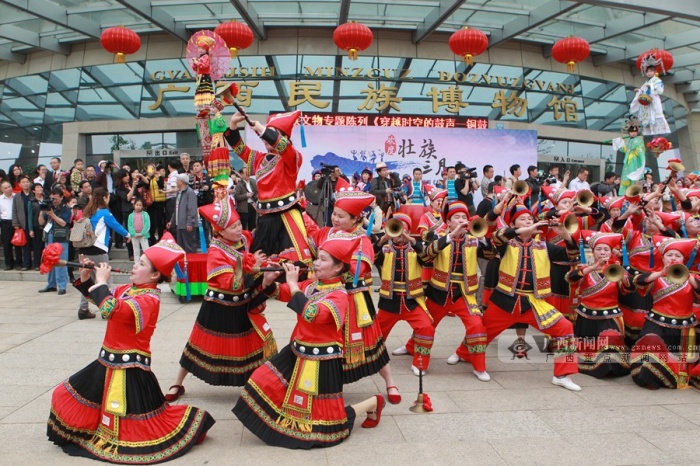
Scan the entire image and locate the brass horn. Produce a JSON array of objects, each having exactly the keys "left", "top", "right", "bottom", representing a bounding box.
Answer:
[
  {"left": 469, "top": 217, "right": 488, "bottom": 239},
  {"left": 604, "top": 264, "right": 625, "bottom": 283},
  {"left": 512, "top": 180, "right": 530, "bottom": 197},
  {"left": 562, "top": 213, "right": 579, "bottom": 234},
  {"left": 668, "top": 161, "right": 685, "bottom": 173},
  {"left": 625, "top": 184, "right": 643, "bottom": 200},
  {"left": 385, "top": 218, "right": 404, "bottom": 238},
  {"left": 666, "top": 263, "right": 689, "bottom": 284},
  {"left": 576, "top": 189, "right": 595, "bottom": 208}
]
